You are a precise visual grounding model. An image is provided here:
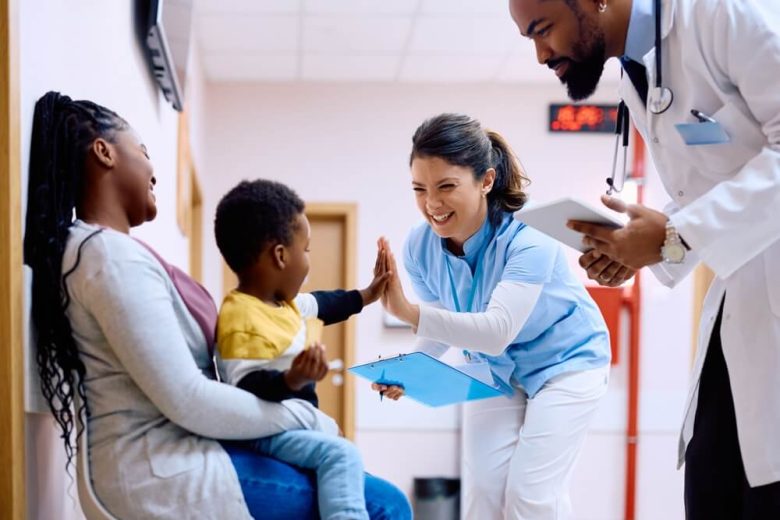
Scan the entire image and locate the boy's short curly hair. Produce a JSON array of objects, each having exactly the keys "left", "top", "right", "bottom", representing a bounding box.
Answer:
[{"left": 215, "top": 179, "right": 305, "bottom": 274}]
